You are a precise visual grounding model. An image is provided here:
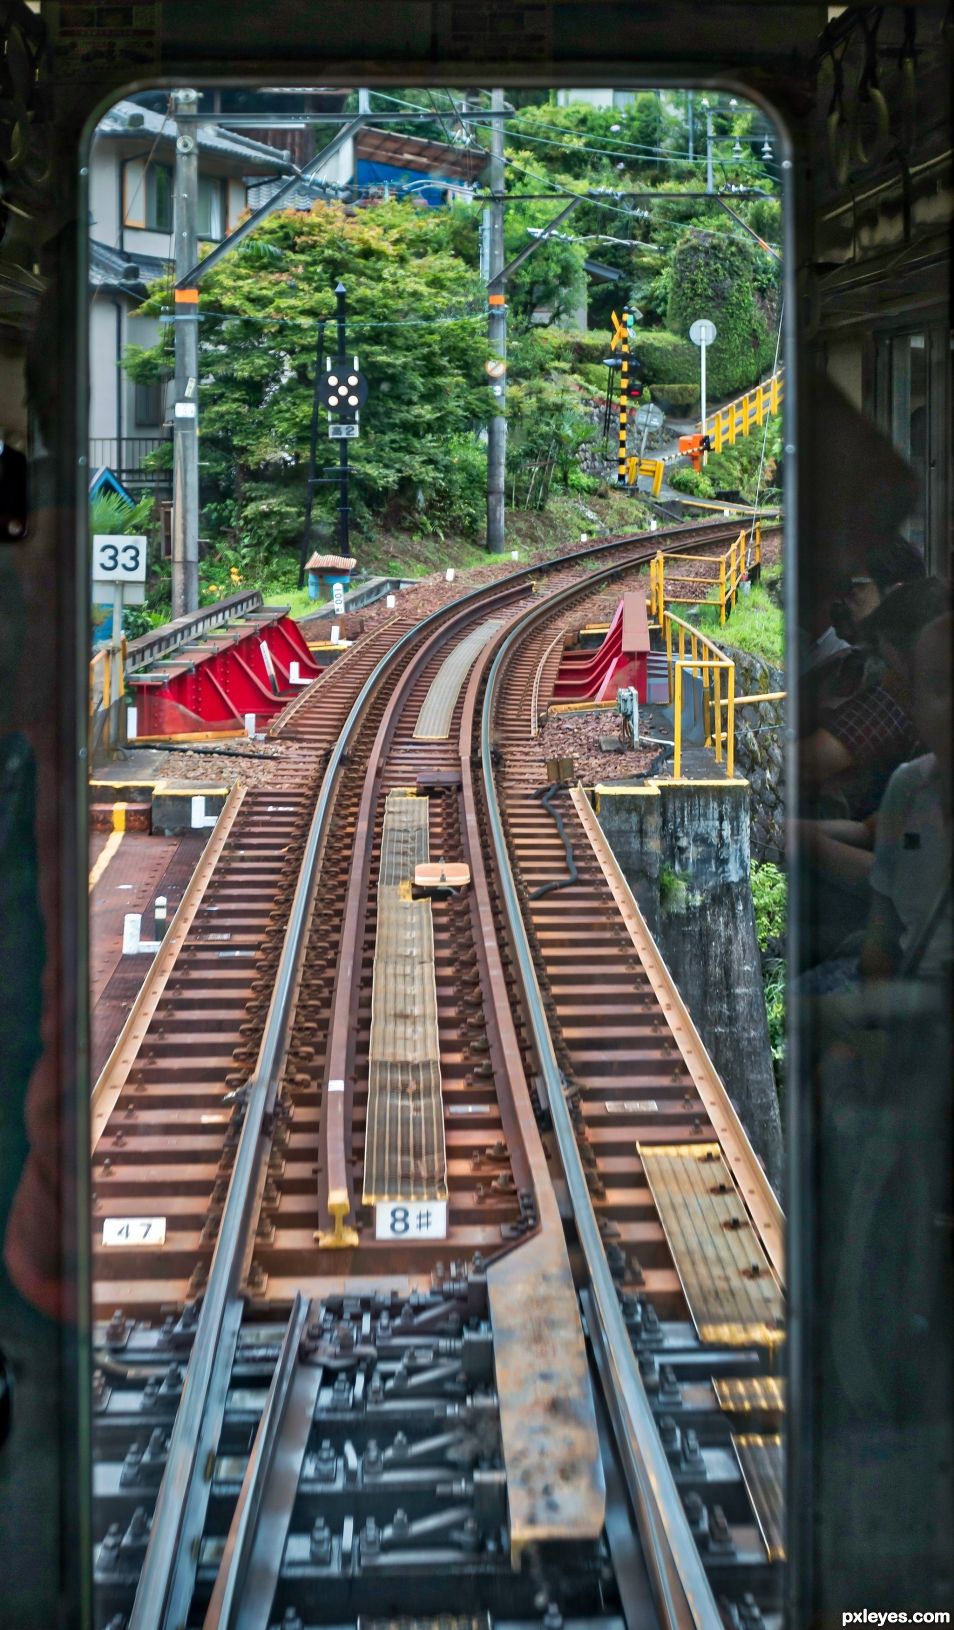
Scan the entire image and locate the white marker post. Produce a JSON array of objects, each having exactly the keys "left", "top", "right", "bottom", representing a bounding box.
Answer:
[
  {"left": 244, "top": 713, "right": 257, "bottom": 738},
  {"left": 689, "top": 317, "right": 717, "bottom": 464},
  {"left": 445, "top": 568, "right": 455, "bottom": 583},
  {"left": 386, "top": 594, "right": 396, "bottom": 610}
]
